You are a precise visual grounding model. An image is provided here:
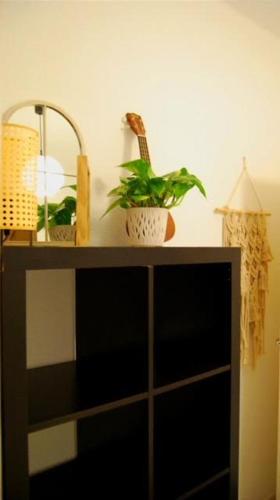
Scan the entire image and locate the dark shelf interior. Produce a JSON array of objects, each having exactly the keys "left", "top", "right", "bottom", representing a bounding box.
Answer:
[
  {"left": 29, "top": 266, "right": 150, "bottom": 429},
  {"left": 76, "top": 266, "right": 148, "bottom": 388},
  {"left": 28, "top": 360, "right": 148, "bottom": 430},
  {"left": 154, "top": 263, "right": 231, "bottom": 386},
  {"left": 30, "top": 401, "right": 148, "bottom": 500},
  {"left": 155, "top": 372, "right": 231, "bottom": 499},
  {"left": 187, "top": 473, "right": 229, "bottom": 499}
]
